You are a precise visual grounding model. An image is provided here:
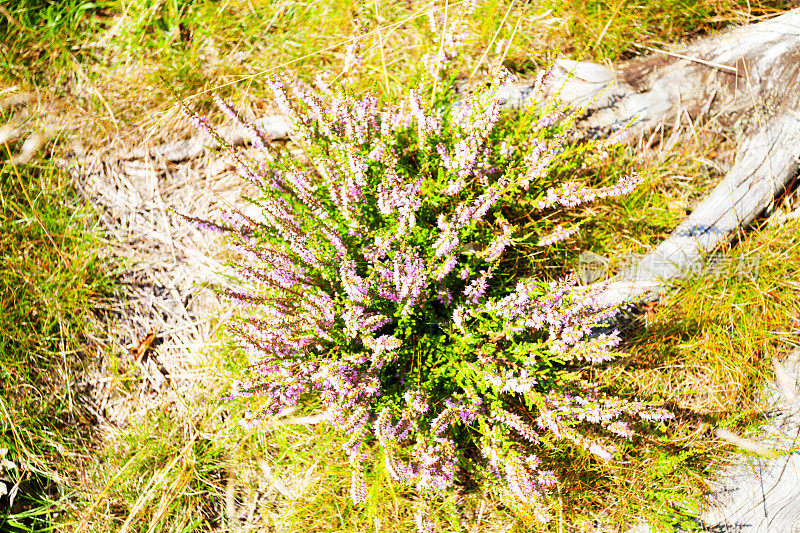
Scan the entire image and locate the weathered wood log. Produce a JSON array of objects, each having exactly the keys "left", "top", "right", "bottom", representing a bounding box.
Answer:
[
  {"left": 493, "top": 9, "right": 800, "bottom": 308},
  {"left": 499, "top": 9, "right": 800, "bottom": 138},
  {"left": 596, "top": 111, "right": 800, "bottom": 308},
  {"left": 699, "top": 352, "right": 800, "bottom": 532}
]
